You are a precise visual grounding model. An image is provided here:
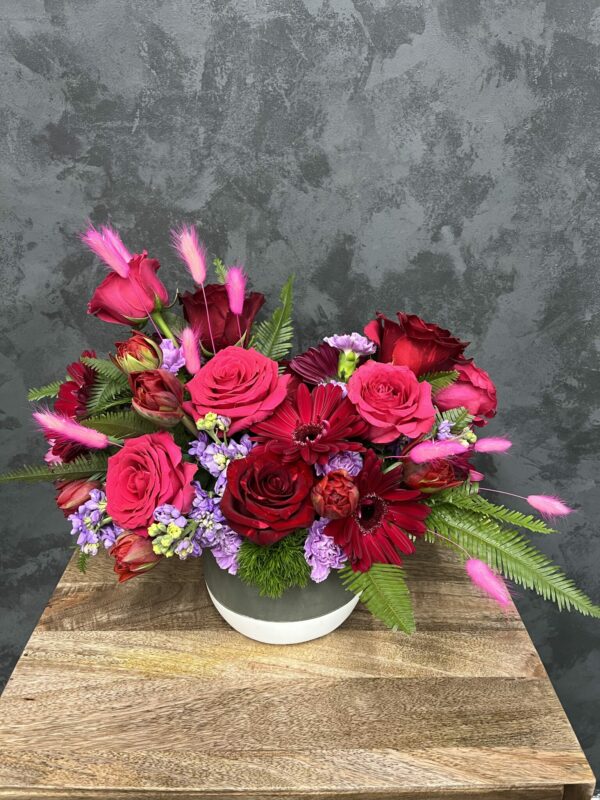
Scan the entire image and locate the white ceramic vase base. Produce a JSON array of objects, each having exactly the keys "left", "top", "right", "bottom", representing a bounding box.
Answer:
[{"left": 206, "top": 584, "right": 360, "bottom": 645}]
